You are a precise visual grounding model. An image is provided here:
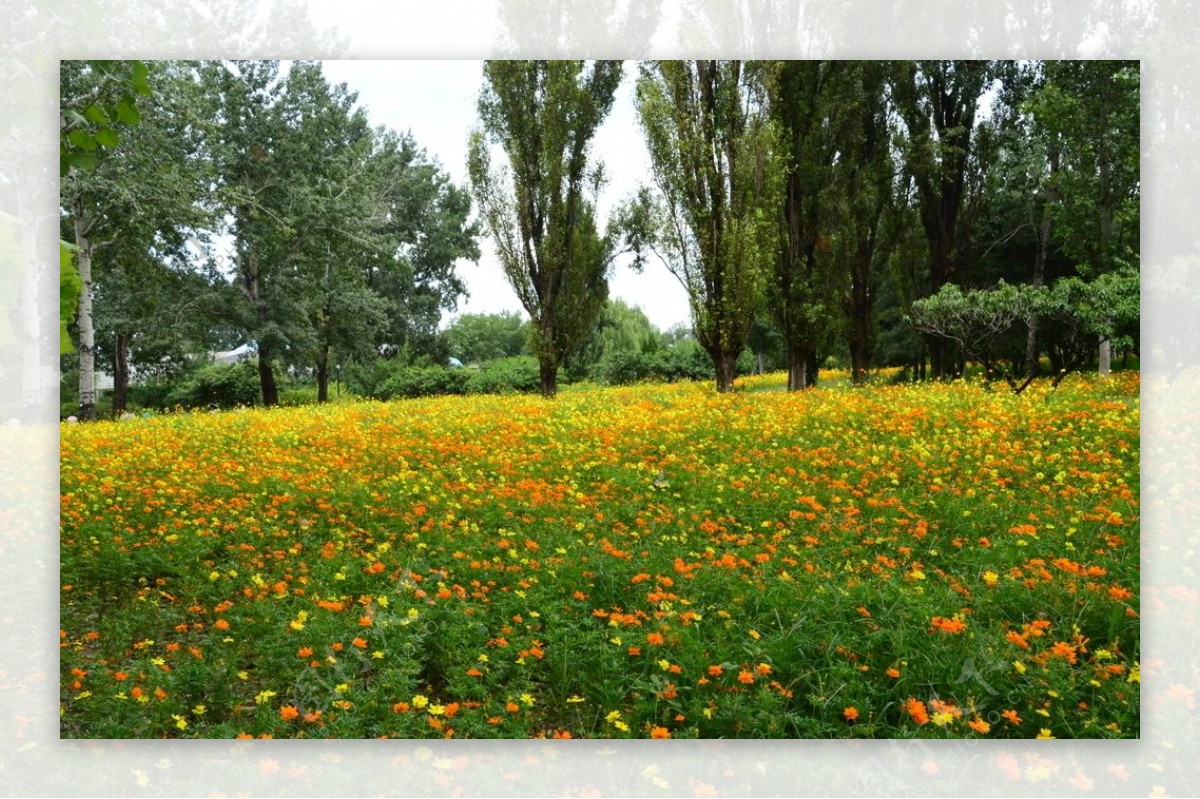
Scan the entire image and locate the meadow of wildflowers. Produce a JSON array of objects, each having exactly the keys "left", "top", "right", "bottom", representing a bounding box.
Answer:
[{"left": 59, "top": 372, "right": 1139, "bottom": 739}]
